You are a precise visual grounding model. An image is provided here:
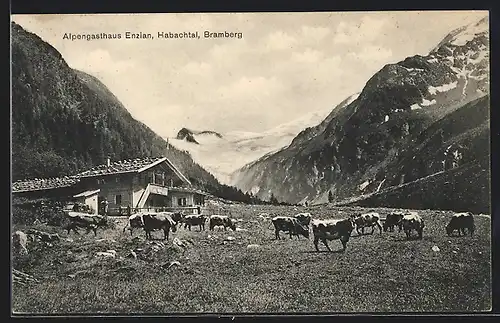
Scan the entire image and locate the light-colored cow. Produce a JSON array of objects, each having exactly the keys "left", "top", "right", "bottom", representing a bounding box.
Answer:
[
  {"left": 401, "top": 212, "right": 425, "bottom": 239},
  {"left": 12, "top": 231, "right": 28, "bottom": 256},
  {"left": 352, "top": 212, "right": 383, "bottom": 235}
]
